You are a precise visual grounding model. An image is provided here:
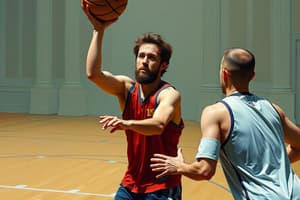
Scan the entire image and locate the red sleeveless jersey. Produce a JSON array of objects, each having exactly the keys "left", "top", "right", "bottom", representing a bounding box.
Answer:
[{"left": 122, "top": 81, "right": 184, "bottom": 193}]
